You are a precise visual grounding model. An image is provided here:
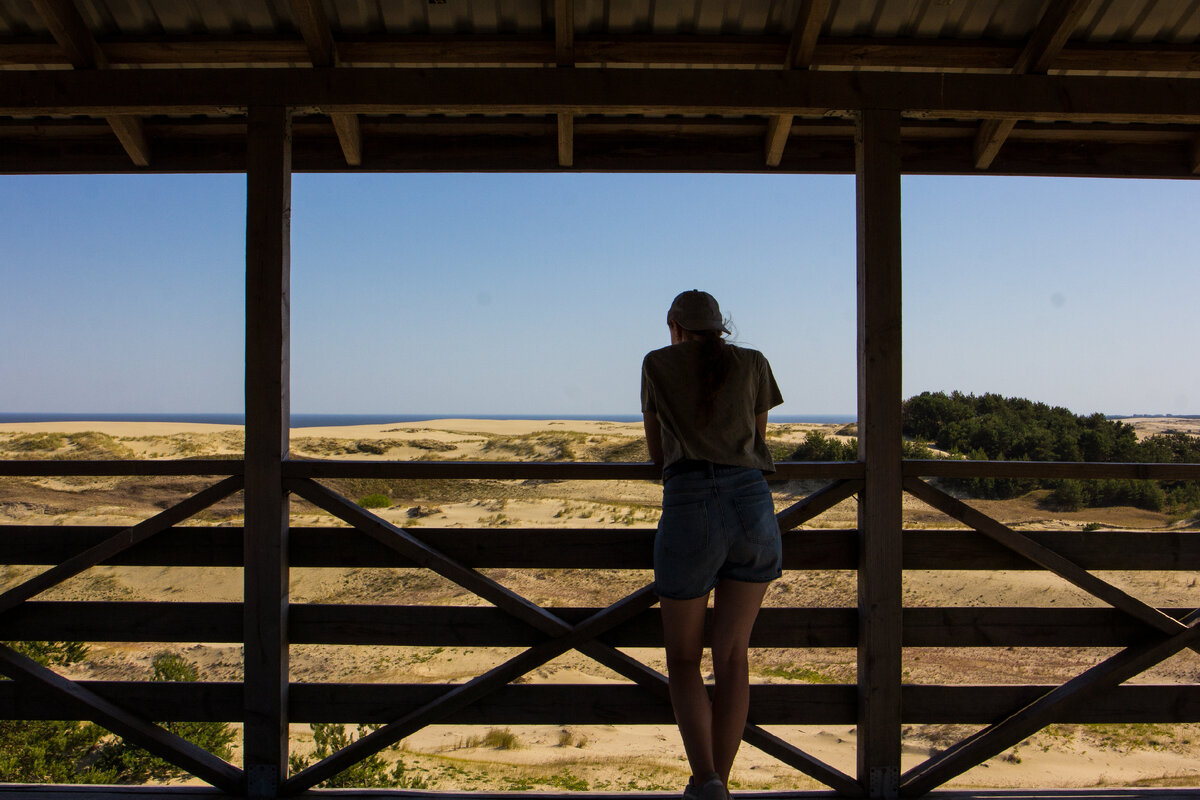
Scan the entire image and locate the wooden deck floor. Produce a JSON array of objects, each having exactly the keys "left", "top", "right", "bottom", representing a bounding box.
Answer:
[{"left": 3, "top": 787, "right": 1200, "bottom": 800}]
